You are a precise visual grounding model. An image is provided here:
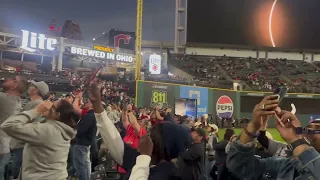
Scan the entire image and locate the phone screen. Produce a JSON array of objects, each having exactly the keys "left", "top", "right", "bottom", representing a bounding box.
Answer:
[{"left": 274, "top": 86, "right": 288, "bottom": 102}]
